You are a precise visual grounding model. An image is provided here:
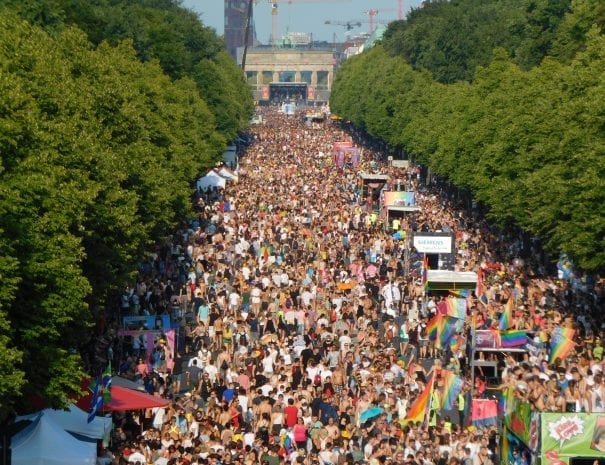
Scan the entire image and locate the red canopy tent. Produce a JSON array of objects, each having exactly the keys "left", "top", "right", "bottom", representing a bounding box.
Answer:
[{"left": 76, "top": 382, "right": 169, "bottom": 412}]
